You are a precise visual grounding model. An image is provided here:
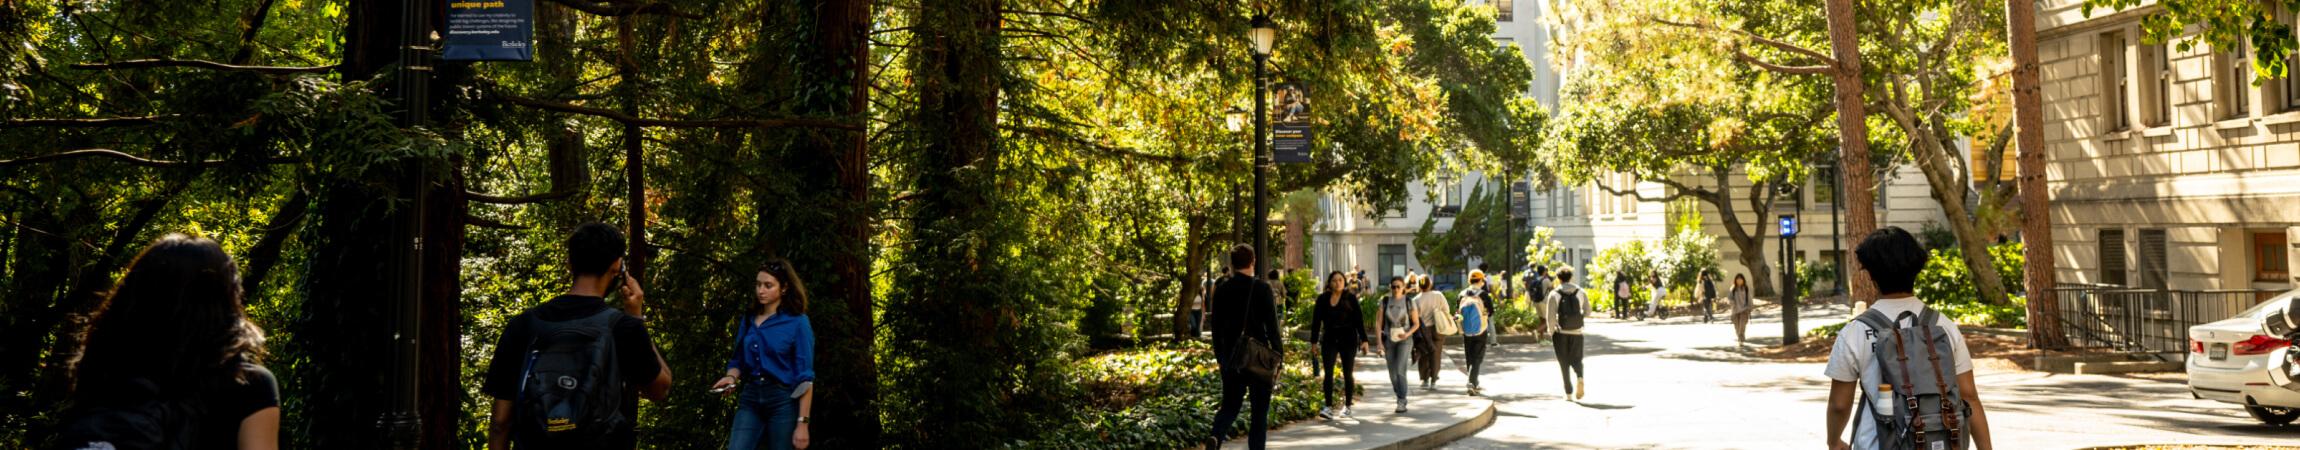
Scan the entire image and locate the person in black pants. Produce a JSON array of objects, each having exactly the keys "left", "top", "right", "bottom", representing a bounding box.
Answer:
[
  {"left": 1547, "top": 267, "right": 1590, "bottom": 401},
  {"left": 1207, "top": 245, "right": 1281, "bottom": 449},
  {"left": 1309, "top": 271, "right": 1368, "bottom": 419}
]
